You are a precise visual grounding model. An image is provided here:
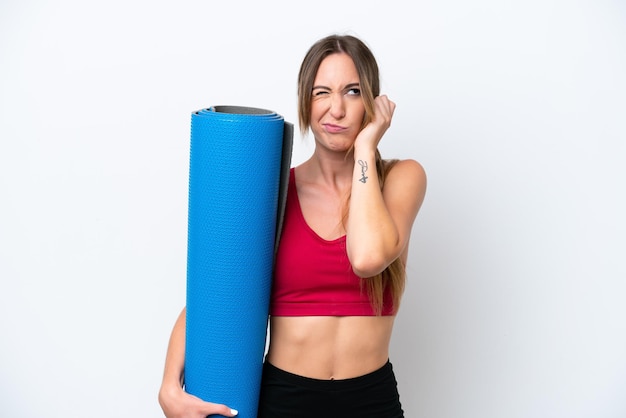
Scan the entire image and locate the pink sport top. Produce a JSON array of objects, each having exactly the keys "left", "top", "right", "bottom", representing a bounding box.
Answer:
[{"left": 270, "top": 168, "right": 395, "bottom": 316}]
